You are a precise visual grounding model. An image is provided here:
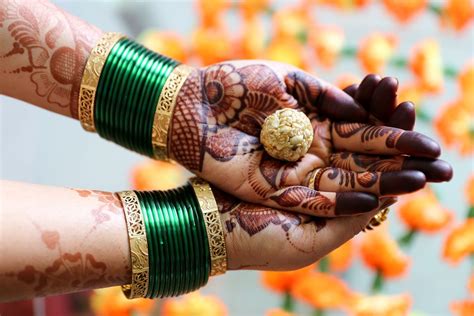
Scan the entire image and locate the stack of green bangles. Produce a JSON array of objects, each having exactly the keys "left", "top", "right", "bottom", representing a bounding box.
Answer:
[{"left": 79, "top": 33, "right": 227, "bottom": 300}]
